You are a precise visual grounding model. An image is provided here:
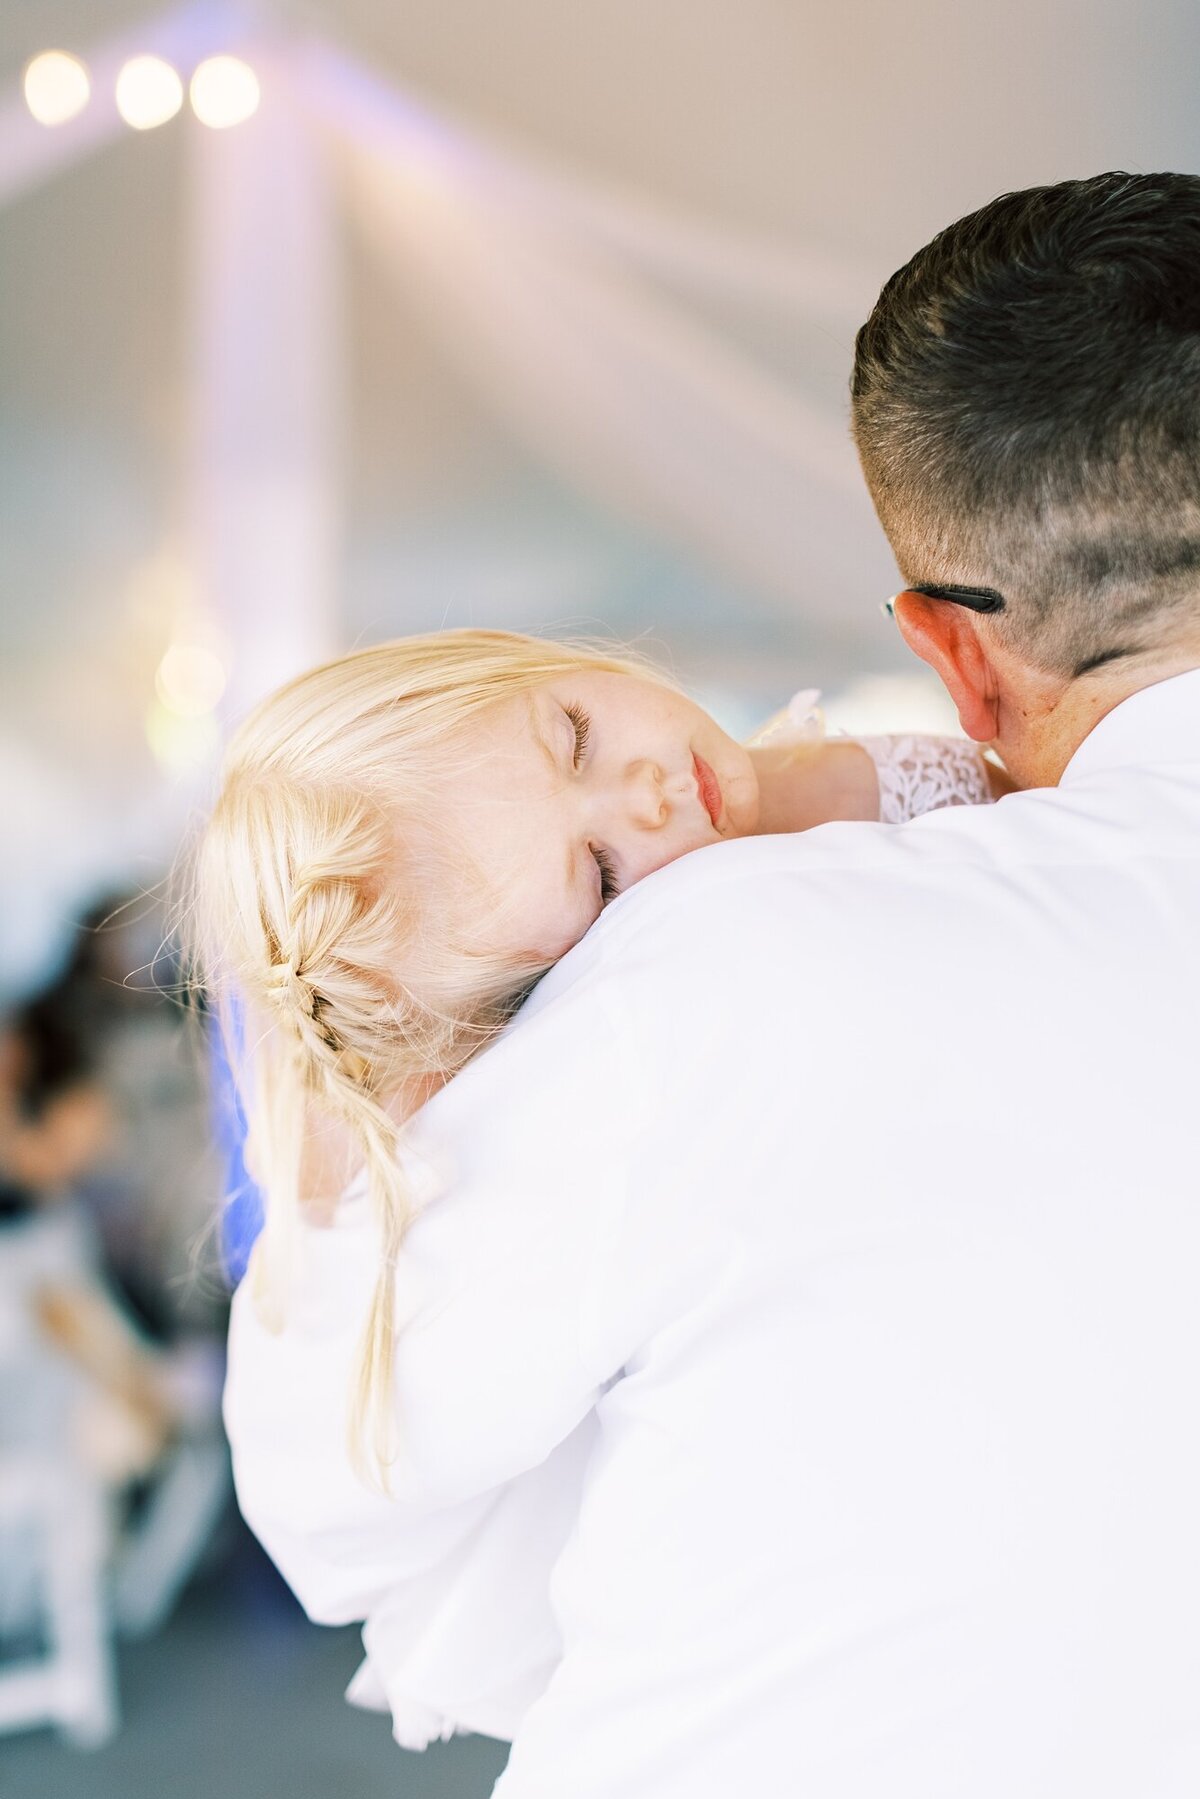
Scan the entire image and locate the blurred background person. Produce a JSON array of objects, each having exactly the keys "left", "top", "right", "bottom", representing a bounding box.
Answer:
[
  {"left": 0, "top": 958, "right": 151, "bottom": 1489},
  {"left": 0, "top": 908, "right": 230, "bottom": 1741}
]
